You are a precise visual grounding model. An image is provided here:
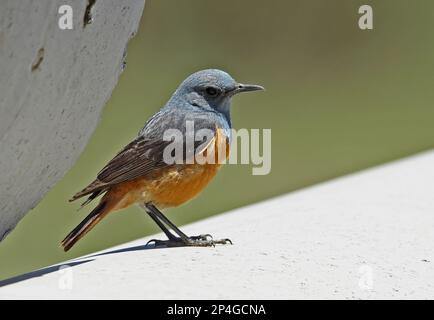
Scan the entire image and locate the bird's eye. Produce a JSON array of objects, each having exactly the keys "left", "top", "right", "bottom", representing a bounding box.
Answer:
[{"left": 205, "top": 86, "right": 220, "bottom": 97}]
